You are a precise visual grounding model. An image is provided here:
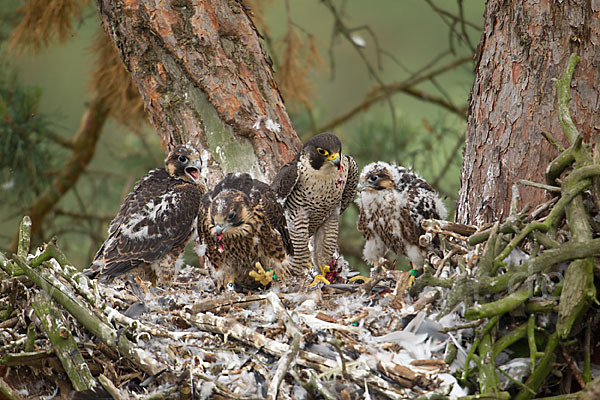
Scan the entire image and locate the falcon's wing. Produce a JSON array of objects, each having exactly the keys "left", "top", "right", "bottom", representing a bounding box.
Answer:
[
  {"left": 270, "top": 156, "right": 300, "bottom": 202},
  {"left": 96, "top": 174, "right": 202, "bottom": 279},
  {"left": 340, "top": 155, "right": 359, "bottom": 214},
  {"left": 197, "top": 191, "right": 213, "bottom": 235},
  {"left": 195, "top": 191, "right": 218, "bottom": 260},
  {"left": 356, "top": 205, "right": 373, "bottom": 240},
  {"left": 396, "top": 165, "right": 447, "bottom": 221},
  {"left": 254, "top": 180, "right": 293, "bottom": 255},
  {"left": 105, "top": 168, "right": 164, "bottom": 237},
  {"left": 87, "top": 169, "right": 166, "bottom": 277}
]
